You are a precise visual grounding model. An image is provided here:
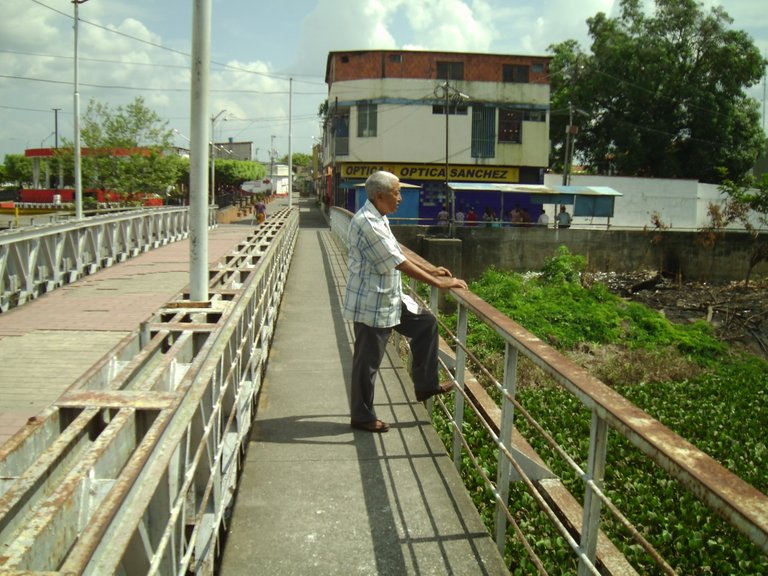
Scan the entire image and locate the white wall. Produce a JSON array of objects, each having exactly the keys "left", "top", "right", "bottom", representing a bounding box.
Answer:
[{"left": 542, "top": 174, "right": 765, "bottom": 230}]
